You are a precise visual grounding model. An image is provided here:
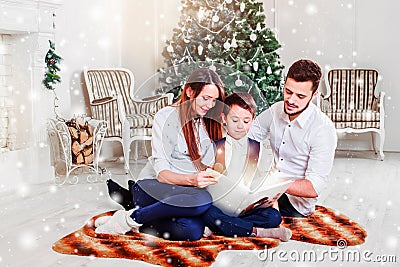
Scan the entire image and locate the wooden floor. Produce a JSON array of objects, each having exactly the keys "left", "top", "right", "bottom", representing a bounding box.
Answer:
[{"left": 0, "top": 151, "right": 399, "bottom": 266}]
